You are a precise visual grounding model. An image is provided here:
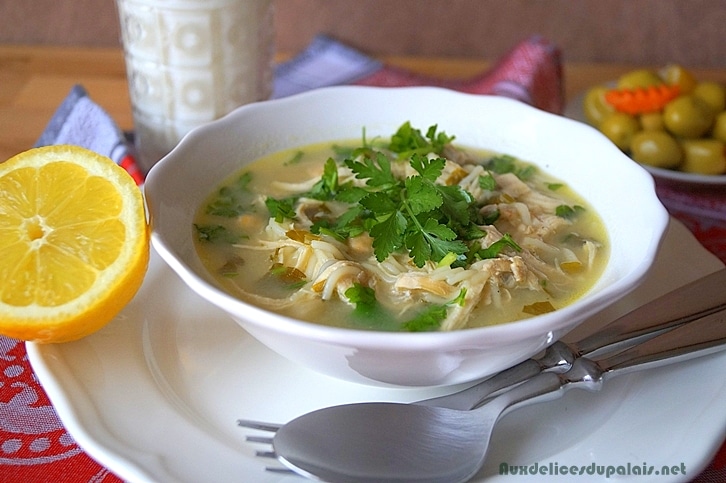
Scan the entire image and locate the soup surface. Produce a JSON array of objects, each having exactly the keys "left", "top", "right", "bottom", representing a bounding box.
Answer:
[{"left": 193, "top": 123, "right": 609, "bottom": 331}]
